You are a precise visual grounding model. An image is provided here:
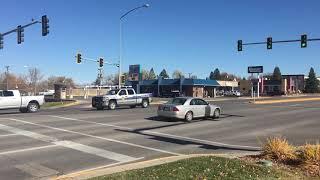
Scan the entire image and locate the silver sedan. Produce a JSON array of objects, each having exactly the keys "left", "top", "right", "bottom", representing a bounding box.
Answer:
[{"left": 157, "top": 97, "right": 221, "bottom": 122}]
